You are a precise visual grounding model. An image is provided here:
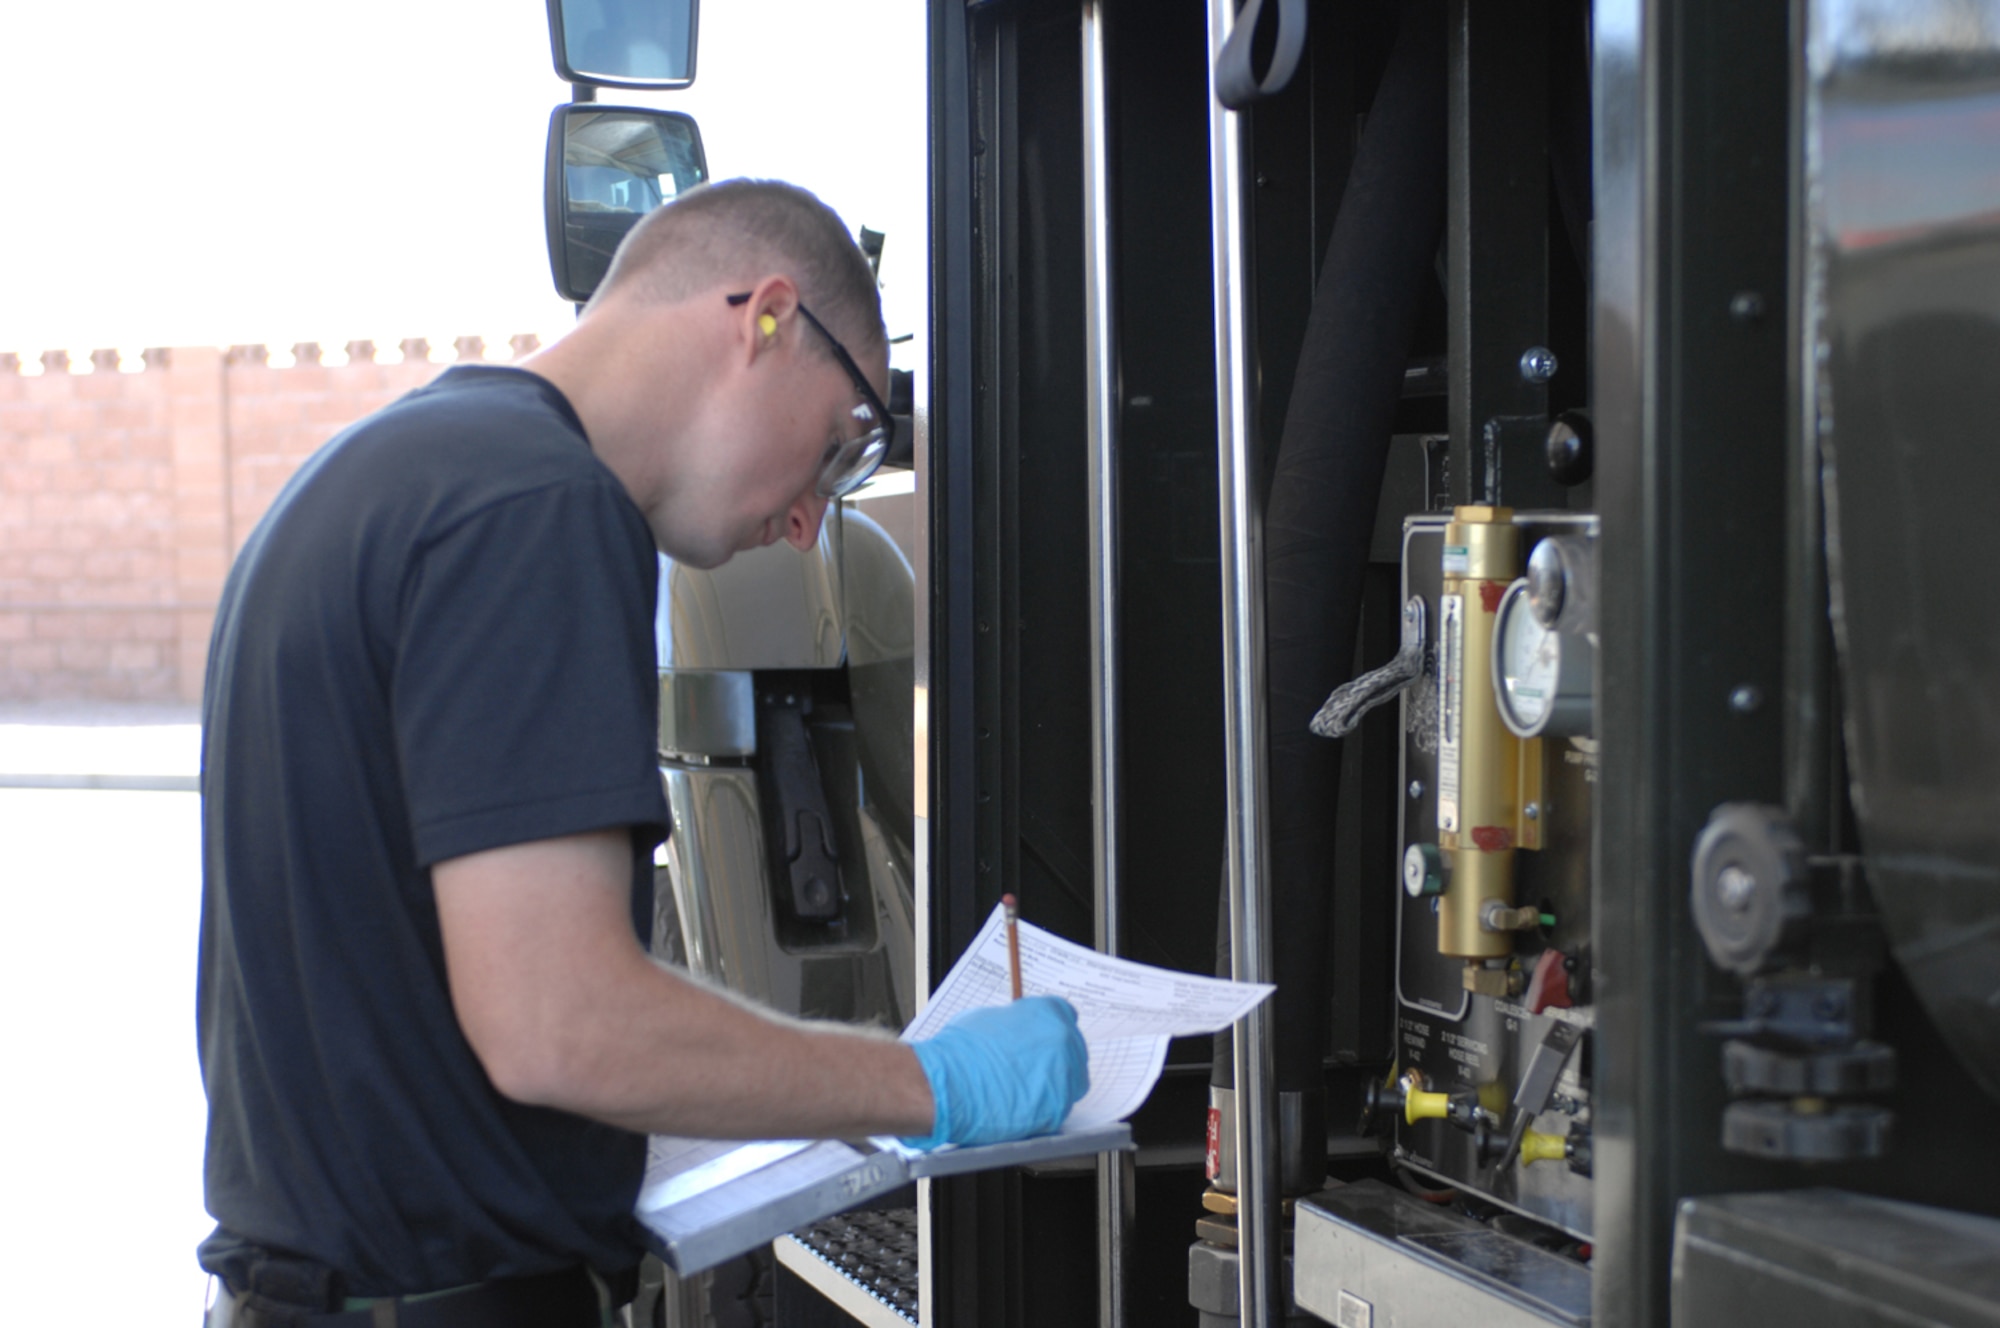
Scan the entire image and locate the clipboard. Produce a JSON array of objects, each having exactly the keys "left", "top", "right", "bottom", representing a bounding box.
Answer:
[
  {"left": 634, "top": 903, "right": 1266, "bottom": 1275},
  {"left": 635, "top": 1122, "right": 1134, "bottom": 1275}
]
